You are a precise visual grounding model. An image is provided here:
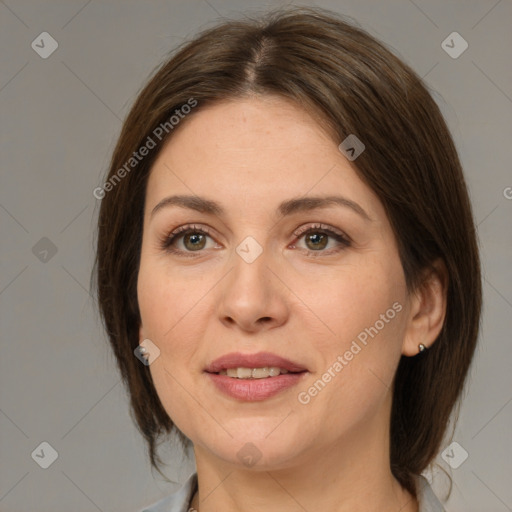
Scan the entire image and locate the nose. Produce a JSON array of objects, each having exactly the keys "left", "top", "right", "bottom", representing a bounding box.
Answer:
[{"left": 217, "top": 245, "right": 290, "bottom": 333}]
